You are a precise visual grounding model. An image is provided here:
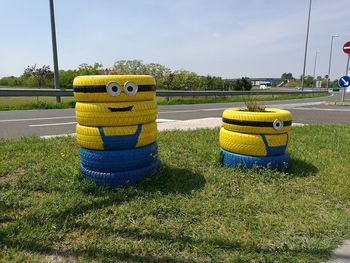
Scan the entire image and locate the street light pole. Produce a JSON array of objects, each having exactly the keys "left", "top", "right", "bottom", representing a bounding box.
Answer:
[
  {"left": 49, "top": 0, "right": 61, "bottom": 103},
  {"left": 301, "top": 0, "right": 312, "bottom": 92},
  {"left": 341, "top": 55, "right": 350, "bottom": 102},
  {"left": 313, "top": 51, "right": 319, "bottom": 88},
  {"left": 327, "top": 35, "right": 339, "bottom": 90}
]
